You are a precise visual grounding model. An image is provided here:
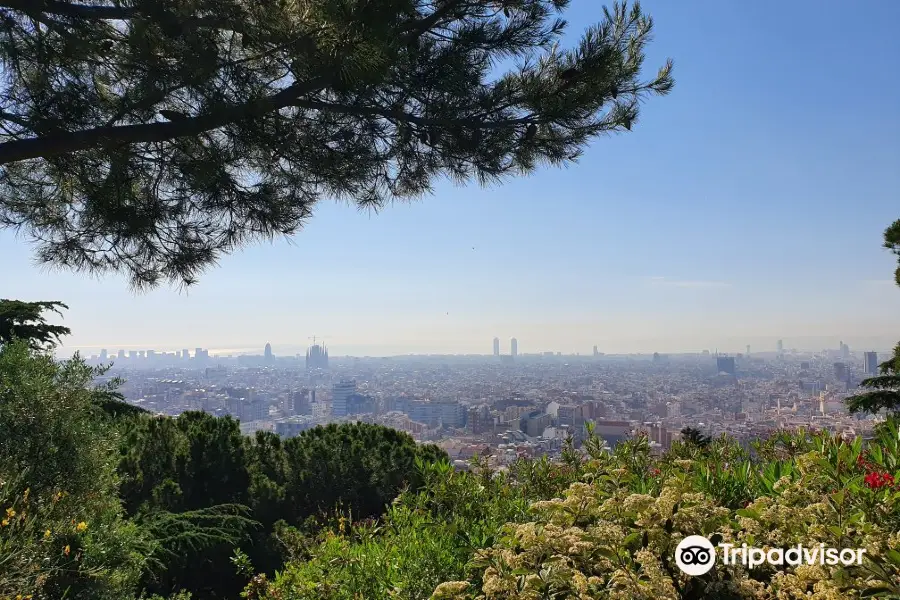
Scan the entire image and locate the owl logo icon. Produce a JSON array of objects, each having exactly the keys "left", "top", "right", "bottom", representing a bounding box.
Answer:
[{"left": 675, "top": 535, "right": 716, "bottom": 576}]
